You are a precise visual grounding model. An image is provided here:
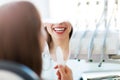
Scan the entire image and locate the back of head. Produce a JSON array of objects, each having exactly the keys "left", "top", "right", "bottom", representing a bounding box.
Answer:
[{"left": 0, "top": 1, "right": 42, "bottom": 76}]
